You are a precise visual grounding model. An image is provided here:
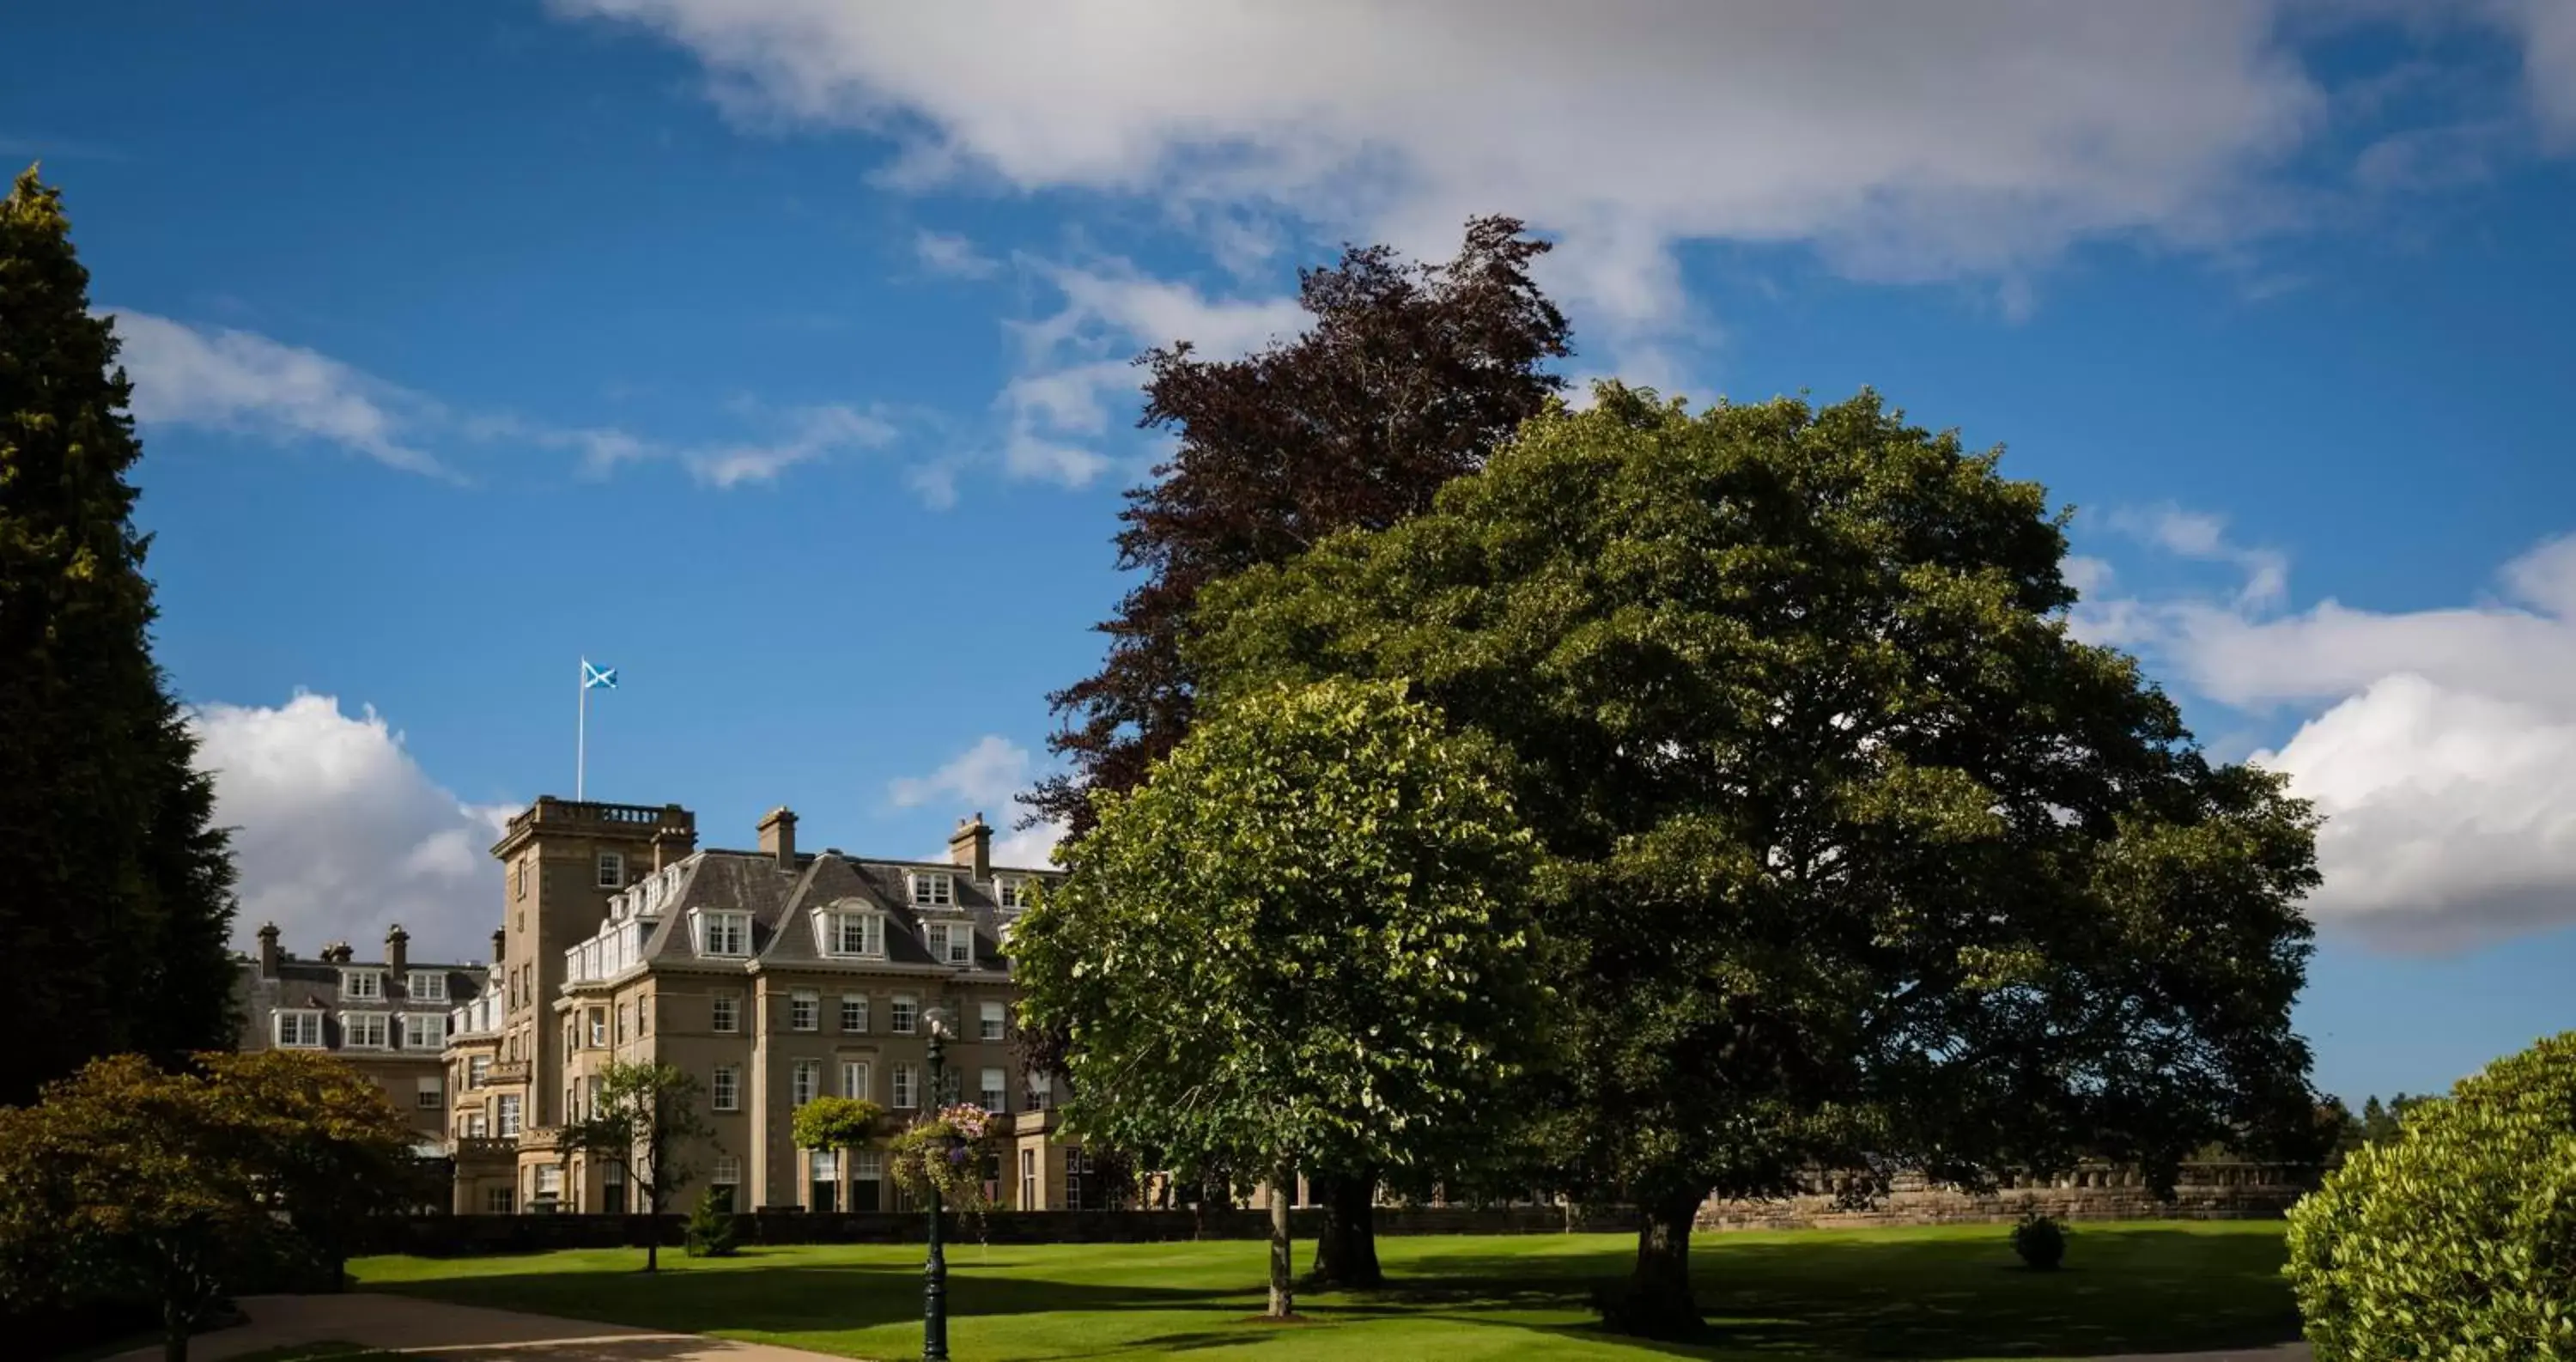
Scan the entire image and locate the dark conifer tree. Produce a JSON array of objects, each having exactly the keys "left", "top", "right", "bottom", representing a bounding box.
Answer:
[{"left": 0, "top": 167, "right": 240, "bottom": 1104}]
